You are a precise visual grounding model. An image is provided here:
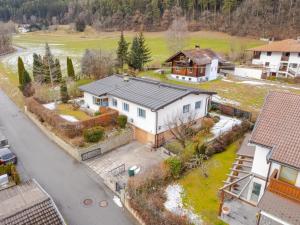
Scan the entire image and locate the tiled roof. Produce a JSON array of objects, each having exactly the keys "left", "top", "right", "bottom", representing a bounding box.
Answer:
[
  {"left": 258, "top": 191, "right": 300, "bottom": 225},
  {"left": 250, "top": 91, "right": 300, "bottom": 169},
  {"left": 0, "top": 180, "right": 65, "bottom": 225},
  {"left": 165, "top": 48, "right": 225, "bottom": 65},
  {"left": 248, "top": 39, "right": 300, "bottom": 53},
  {"left": 79, "top": 75, "right": 216, "bottom": 111}
]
